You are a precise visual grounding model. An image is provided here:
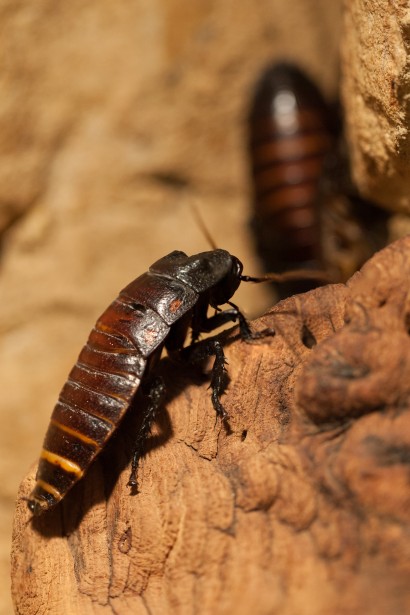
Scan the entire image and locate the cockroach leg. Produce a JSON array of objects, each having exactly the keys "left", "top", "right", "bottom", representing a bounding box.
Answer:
[
  {"left": 181, "top": 338, "right": 229, "bottom": 420},
  {"left": 127, "top": 376, "right": 166, "bottom": 490},
  {"left": 226, "top": 301, "right": 275, "bottom": 342},
  {"left": 209, "top": 340, "right": 229, "bottom": 420}
]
